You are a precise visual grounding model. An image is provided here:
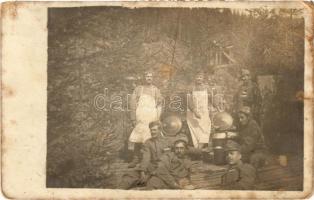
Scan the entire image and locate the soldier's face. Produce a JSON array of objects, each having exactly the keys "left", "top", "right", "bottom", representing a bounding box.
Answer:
[
  {"left": 145, "top": 74, "right": 153, "bottom": 84},
  {"left": 227, "top": 151, "right": 242, "bottom": 165},
  {"left": 208, "top": 76, "right": 215, "bottom": 85},
  {"left": 241, "top": 74, "right": 250, "bottom": 82},
  {"left": 195, "top": 74, "right": 204, "bottom": 84},
  {"left": 174, "top": 142, "right": 186, "bottom": 158},
  {"left": 150, "top": 125, "right": 160, "bottom": 138},
  {"left": 239, "top": 113, "right": 249, "bottom": 126}
]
